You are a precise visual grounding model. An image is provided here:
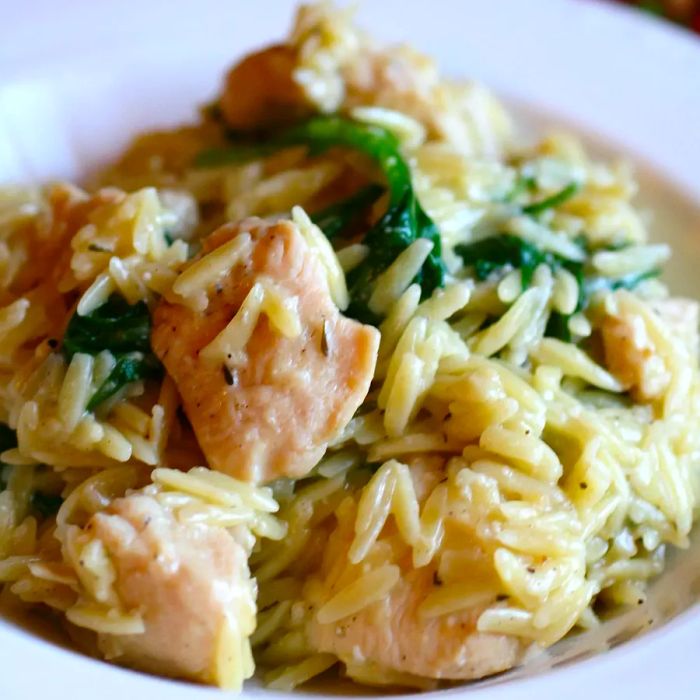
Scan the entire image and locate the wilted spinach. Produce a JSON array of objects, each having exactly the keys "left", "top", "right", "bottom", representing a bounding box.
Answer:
[
  {"left": 455, "top": 233, "right": 659, "bottom": 341},
  {"left": 522, "top": 182, "right": 580, "bottom": 216},
  {"left": 310, "top": 184, "right": 384, "bottom": 241},
  {"left": 195, "top": 115, "right": 446, "bottom": 324},
  {"left": 63, "top": 295, "right": 161, "bottom": 410},
  {"left": 455, "top": 233, "right": 584, "bottom": 290}
]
